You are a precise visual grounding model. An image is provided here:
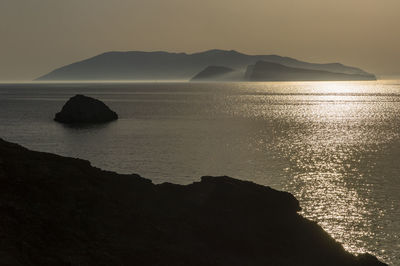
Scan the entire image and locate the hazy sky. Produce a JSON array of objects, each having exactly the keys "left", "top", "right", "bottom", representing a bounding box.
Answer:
[{"left": 1, "top": 0, "right": 399, "bottom": 80}]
